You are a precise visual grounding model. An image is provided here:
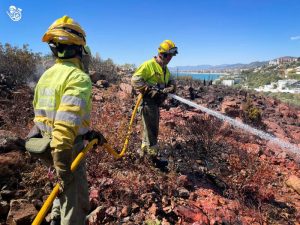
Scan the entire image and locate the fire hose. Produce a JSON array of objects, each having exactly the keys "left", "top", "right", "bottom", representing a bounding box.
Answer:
[
  {"left": 33, "top": 91, "right": 300, "bottom": 224},
  {"left": 32, "top": 94, "right": 143, "bottom": 225}
]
